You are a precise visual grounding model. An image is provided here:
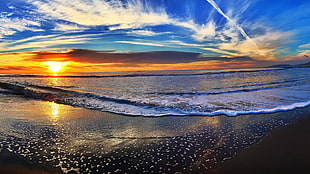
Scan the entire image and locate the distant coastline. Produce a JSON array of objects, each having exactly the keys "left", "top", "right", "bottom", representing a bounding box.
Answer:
[{"left": 267, "top": 61, "right": 310, "bottom": 68}]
